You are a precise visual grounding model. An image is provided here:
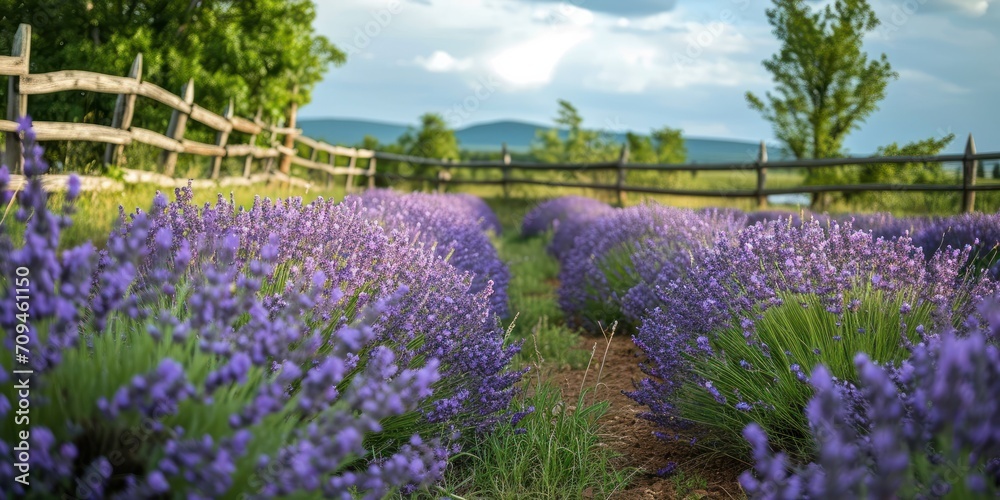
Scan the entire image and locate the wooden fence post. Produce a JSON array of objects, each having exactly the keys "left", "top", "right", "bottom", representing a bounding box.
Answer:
[
  {"left": 243, "top": 107, "right": 262, "bottom": 178},
  {"left": 263, "top": 119, "right": 278, "bottom": 174},
  {"left": 278, "top": 84, "right": 299, "bottom": 177},
  {"left": 962, "top": 133, "right": 977, "bottom": 213},
  {"left": 501, "top": 143, "right": 511, "bottom": 200},
  {"left": 210, "top": 98, "right": 234, "bottom": 180},
  {"left": 159, "top": 79, "right": 194, "bottom": 177},
  {"left": 616, "top": 144, "right": 629, "bottom": 206},
  {"left": 367, "top": 157, "right": 377, "bottom": 189},
  {"left": 345, "top": 154, "right": 357, "bottom": 194},
  {"left": 756, "top": 140, "right": 768, "bottom": 209},
  {"left": 104, "top": 53, "right": 142, "bottom": 167},
  {"left": 5, "top": 23, "right": 30, "bottom": 173},
  {"left": 326, "top": 153, "right": 336, "bottom": 188}
]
